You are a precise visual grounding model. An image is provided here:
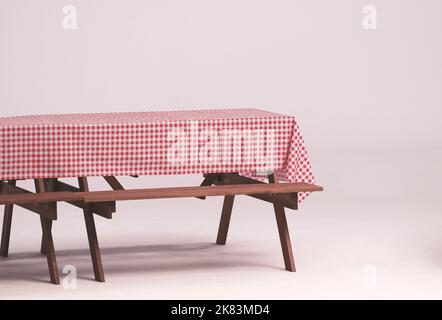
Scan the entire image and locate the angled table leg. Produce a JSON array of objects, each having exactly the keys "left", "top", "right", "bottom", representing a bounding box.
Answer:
[
  {"left": 35, "top": 178, "right": 60, "bottom": 284},
  {"left": 79, "top": 177, "right": 105, "bottom": 282},
  {"left": 40, "top": 220, "right": 52, "bottom": 255},
  {"left": 268, "top": 173, "right": 296, "bottom": 272},
  {"left": 38, "top": 179, "right": 56, "bottom": 255},
  {"left": 1, "top": 180, "right": 17, "bottom": 257},
  {"left": 40, "top": 216, "right": 60, "bottom": 284},
  {"left": 216, "top": 195, "right": 235, "bottom": 245}
]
